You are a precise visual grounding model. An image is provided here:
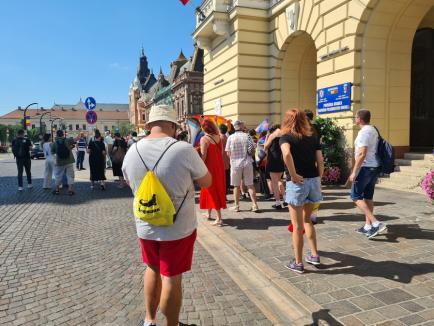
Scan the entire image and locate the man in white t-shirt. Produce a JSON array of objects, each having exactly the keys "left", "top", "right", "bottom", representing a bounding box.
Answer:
[
  {"left": 349, "top": 109, "right": 386, "bottom": 239},
  {"left": 122, "top": 104, "right": 211, "bottom": 326}
]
